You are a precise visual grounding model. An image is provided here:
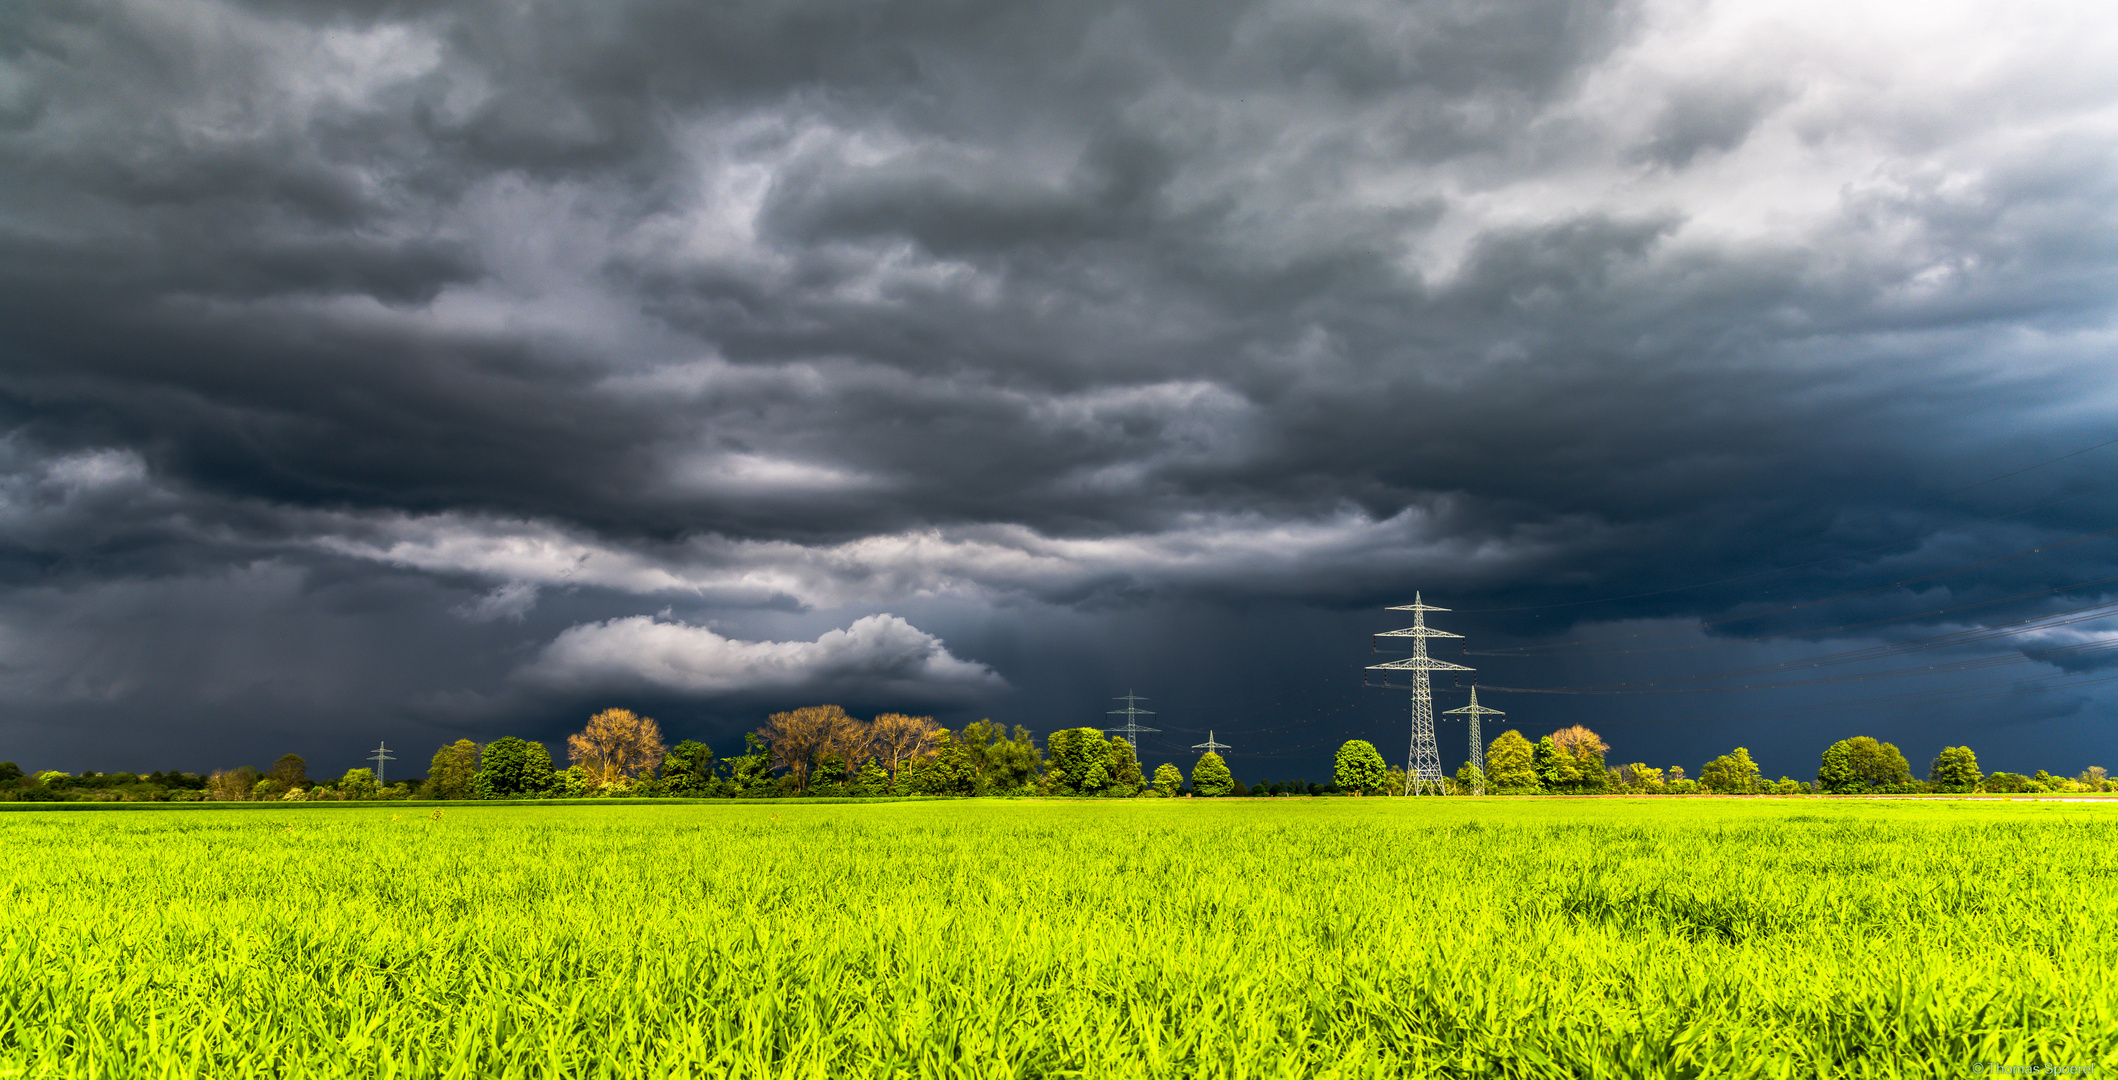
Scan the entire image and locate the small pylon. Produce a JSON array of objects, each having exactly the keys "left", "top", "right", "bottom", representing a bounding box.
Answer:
[{"left": 1441, "top": 685, "right": 1504, "bottom": 796}]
